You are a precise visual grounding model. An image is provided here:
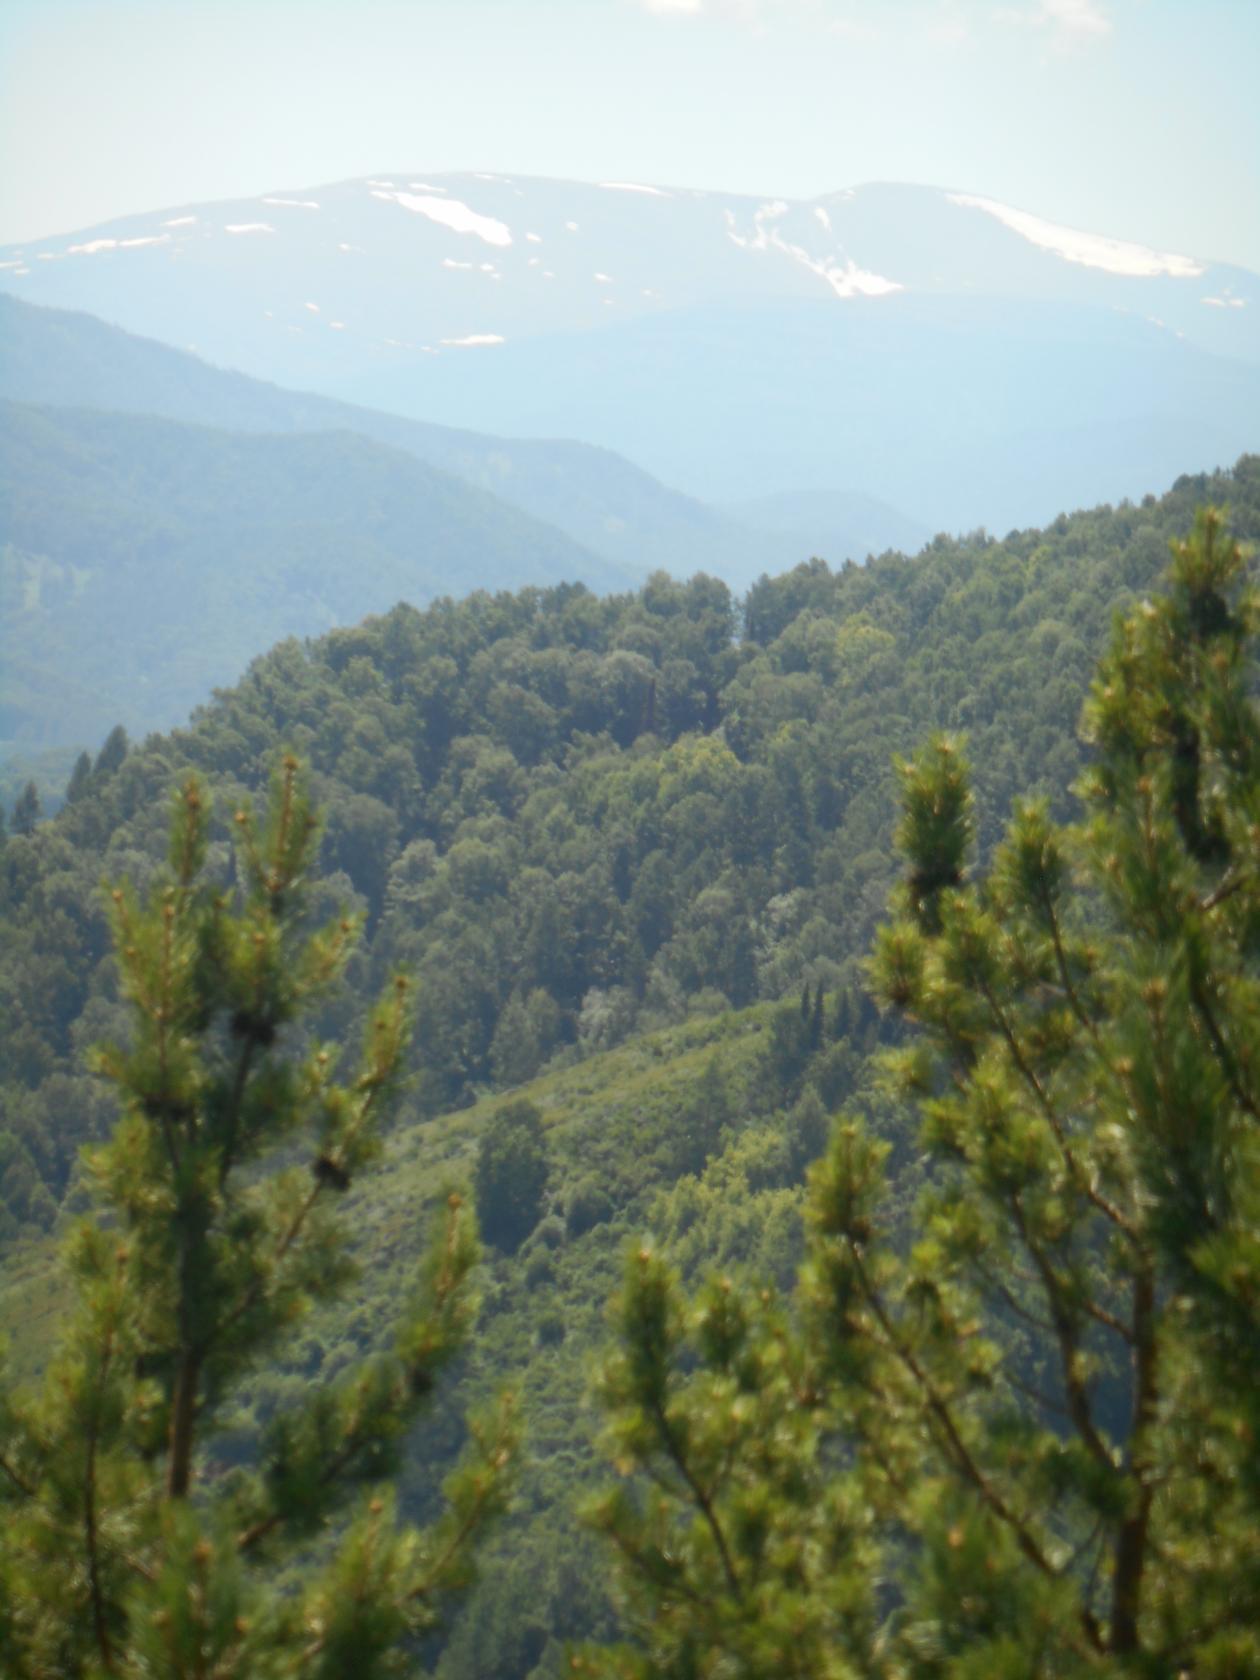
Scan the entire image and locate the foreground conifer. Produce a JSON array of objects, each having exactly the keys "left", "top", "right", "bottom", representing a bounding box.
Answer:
[
  {"left": 0, "top": 756, "right": 514, "bottom": 1677},
  {"left": 585, "top": 510, "right": 1260, "bottom": 1676}
]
